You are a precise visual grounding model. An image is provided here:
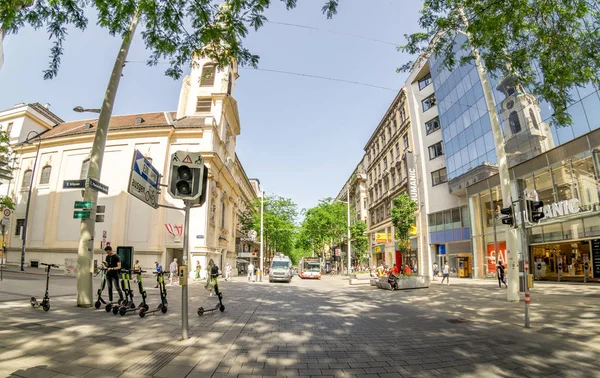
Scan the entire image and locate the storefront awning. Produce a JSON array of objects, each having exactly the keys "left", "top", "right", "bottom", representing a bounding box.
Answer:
[{"left": 236, "top": 258, "right": 249, "bottom": 263}]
